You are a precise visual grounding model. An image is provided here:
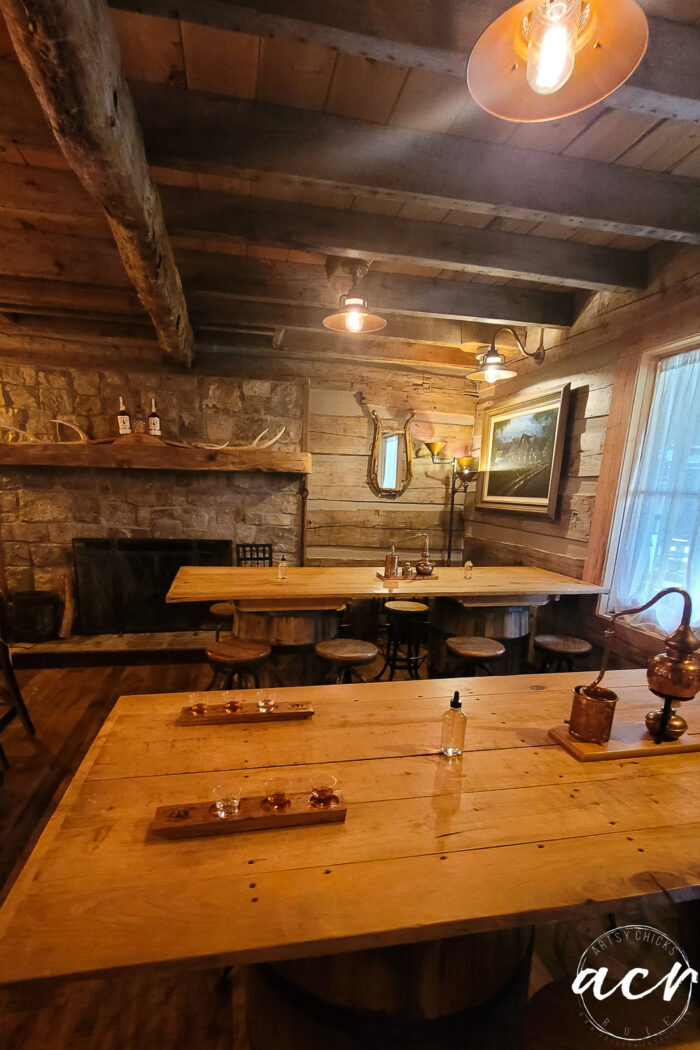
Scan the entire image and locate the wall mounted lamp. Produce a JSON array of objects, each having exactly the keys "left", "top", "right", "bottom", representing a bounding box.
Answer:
[
  {"left": 467, "top": 0, "right": 648, "bottom": 123},
  {"left": 422, "top": 443, "right": 477, "bottom": 564},
  {"left": 467, "top": 327, "right": 548, "bottom": 384}
]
